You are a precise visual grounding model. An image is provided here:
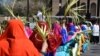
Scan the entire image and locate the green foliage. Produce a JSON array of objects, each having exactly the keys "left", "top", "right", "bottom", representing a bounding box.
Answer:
[
  {"left": 33, "top": 6, "right": 52, "bottom": 41},
  {"left": 42, "top": 6, "right": 52, "bottom": 29},
  {"left": 64, "top": 0, "right": 85, "bottom": 24},
  {"left": 3, "top": 0, "right": 16, "bottom": 17},
  {"left": 35, "top": 23, "right": 48, "bottom": 41}
]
